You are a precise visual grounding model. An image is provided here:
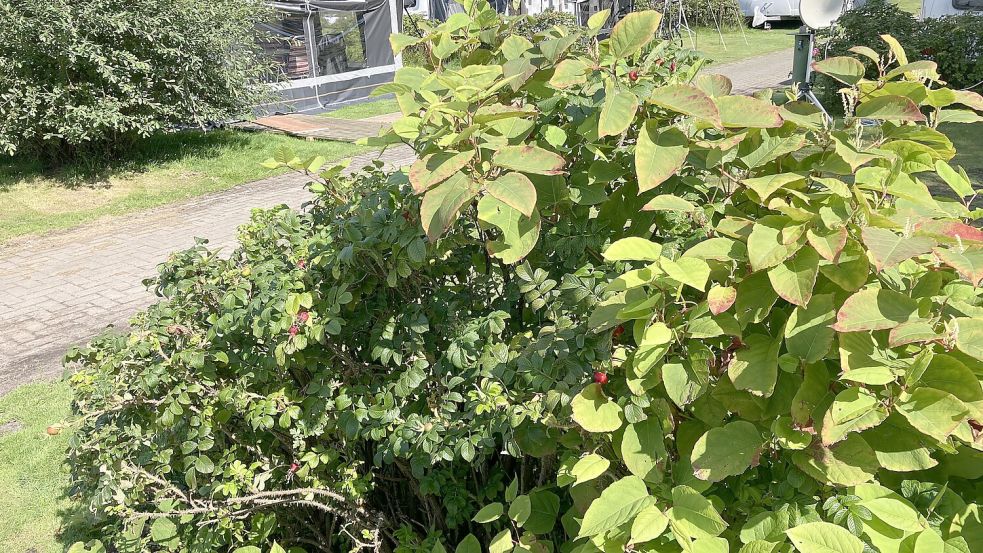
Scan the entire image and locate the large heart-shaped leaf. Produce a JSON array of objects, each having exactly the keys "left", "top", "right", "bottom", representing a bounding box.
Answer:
[
  {"left": 607, "top": 11, "right": 662, "bottom": 59},
  {"left": 420, "top": 172, "right": 477, "bottom": 242},
  {"left": 492, "top": 145, "right": 565, "bottom": 175},
  {"left": 477, "top": 196, "right": 541, "bottom": 264},
  {"left": 578, "top": 476, "right": 653, "bottom": 536},
  {"left": 485, "top": 172, "right": 537, "bottom": 217},
  {"left": 647, "top": 85, "right": 721, "bottom": 125},
  {"left": 856, "top": 95, "right": 927, "bottom": 122},
  {"left": 812, "top": 56, "right": 866, "bottom": 85},
  {"left": 571, "top": 383, "right": 623, "bottom": 433},
  {"left": 716, "top": 95, "right": 784, "bottom": 128},
  {"left": 861, "top": 227, "right": 935, "bottom": 271},
  {"left": 635, "top": 123, "right": 689, "bottom": 192},
  {"left": 691, "top": 421, "right": 764, "bottom": 482},
  {"left": 599, "top": 90, "right": 639, "bottom": 137},
  {"left": 832, "top": 288, "right": 918, "bottom": 332}
]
